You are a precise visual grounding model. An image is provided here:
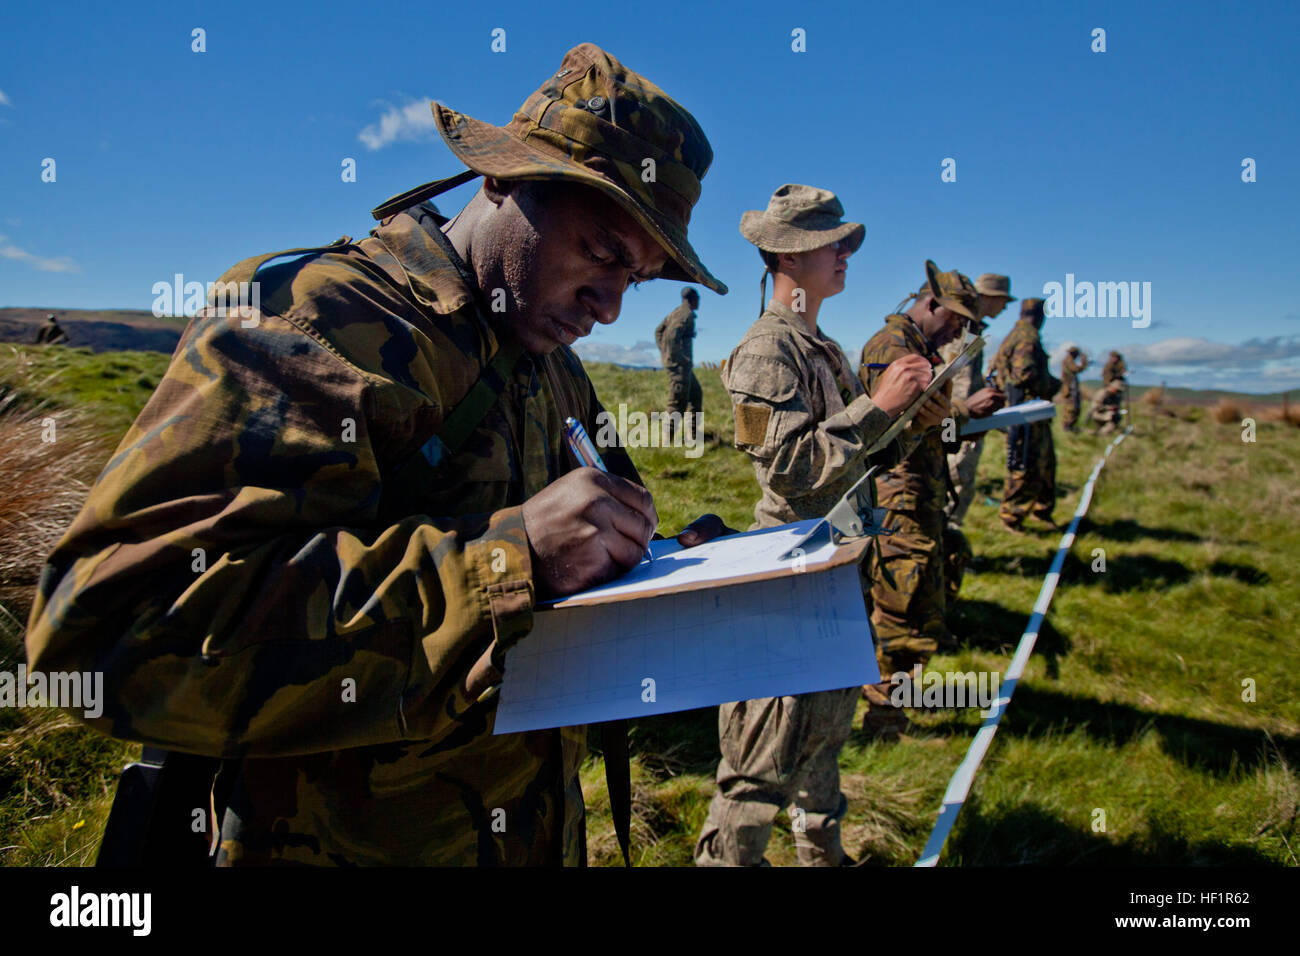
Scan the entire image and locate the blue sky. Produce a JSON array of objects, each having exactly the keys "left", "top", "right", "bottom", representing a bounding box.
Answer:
[{"left": 3, "top": 0, "right": 1298, "bottom": 392}]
